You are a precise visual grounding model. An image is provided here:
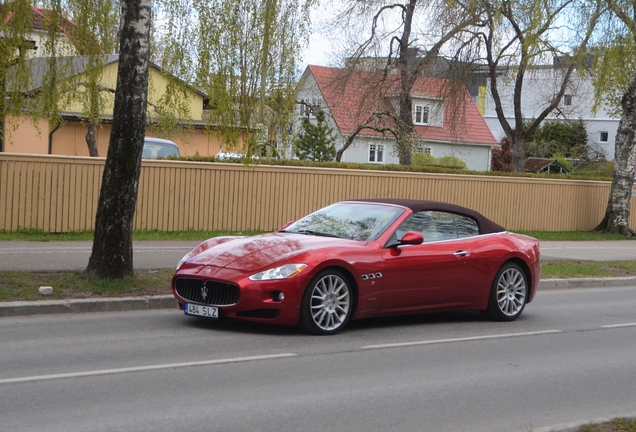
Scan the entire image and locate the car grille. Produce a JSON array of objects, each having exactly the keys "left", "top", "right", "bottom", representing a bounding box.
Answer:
[{"left": 174, "top": 278, "right": 240, "bottom": 306}]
